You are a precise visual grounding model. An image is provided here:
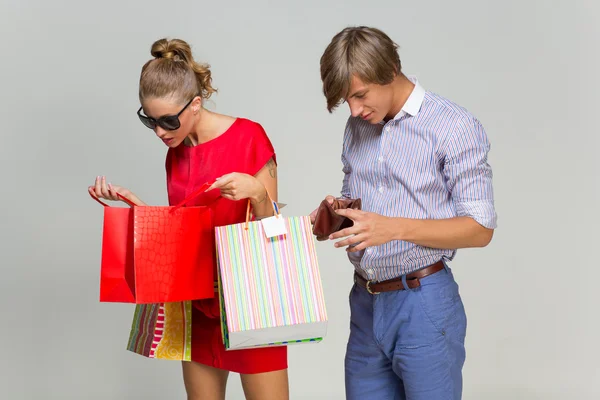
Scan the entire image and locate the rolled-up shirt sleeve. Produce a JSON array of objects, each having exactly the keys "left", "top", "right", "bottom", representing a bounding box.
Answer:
[{"left": 443, "top": 117, "right": 497, "bottom": 229}]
